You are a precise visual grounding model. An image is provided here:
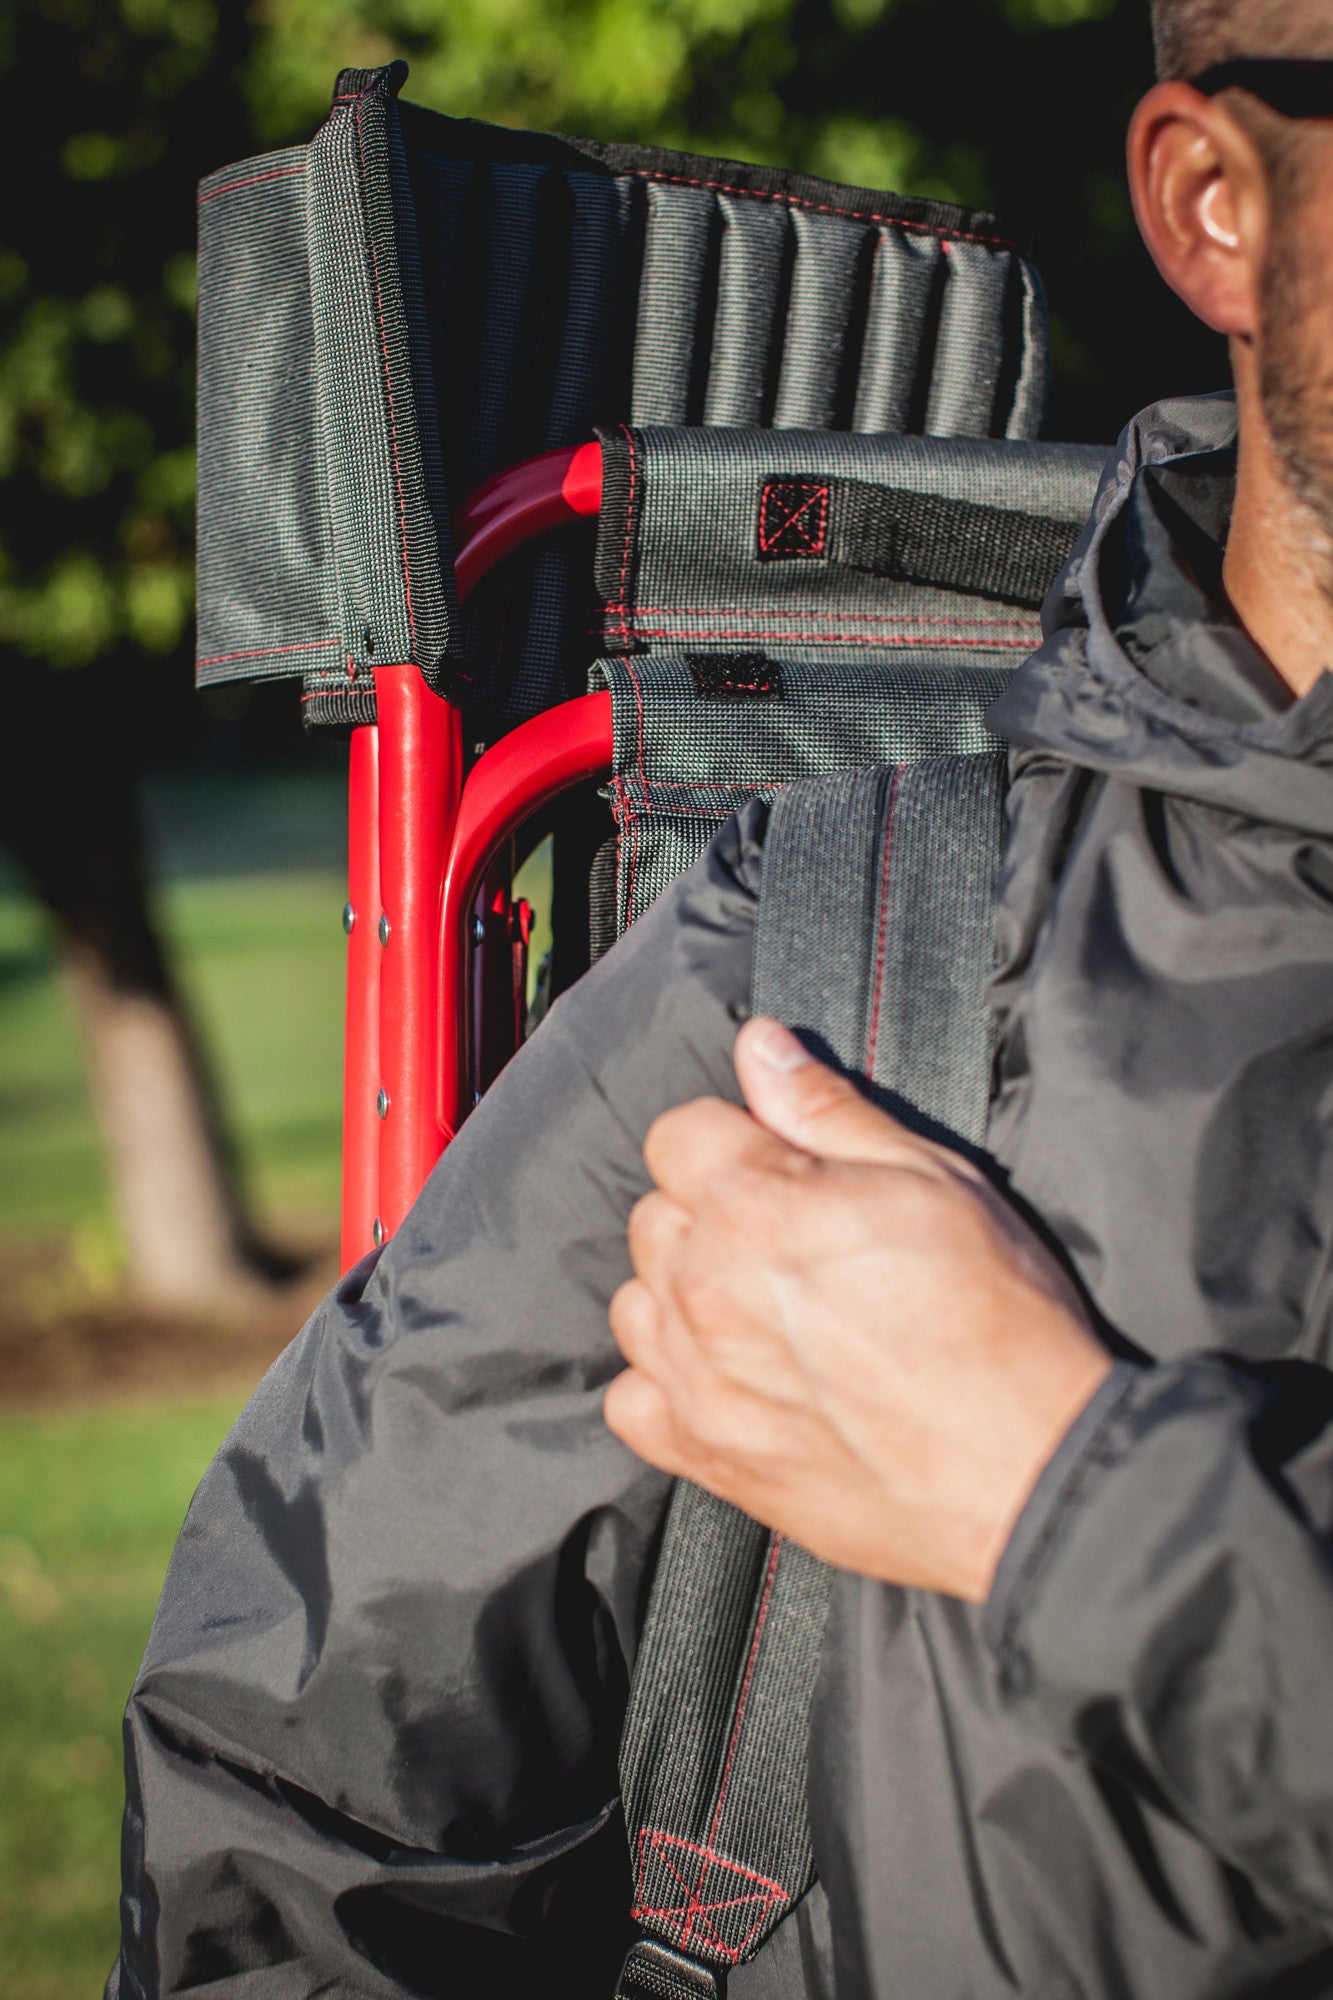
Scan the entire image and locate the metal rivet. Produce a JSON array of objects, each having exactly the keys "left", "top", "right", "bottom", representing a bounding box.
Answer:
[
  {"left": 378, "top": 912, "right": 390, "bottom": 947},
  {"left": 363, "top": 625, "right": 375, "bottom": 655},
  {"left": 342, "top": 902, "right": 356, "bottom": 935},
  {"left": 372, "top": 1217, "right": 384, "bottom": 1247},
  {"left": 471, "top": 913, "right": 486, "bottom": 945},
  {"left": 376, "top": 1087, "right": 389, "bottom": 1120}
]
